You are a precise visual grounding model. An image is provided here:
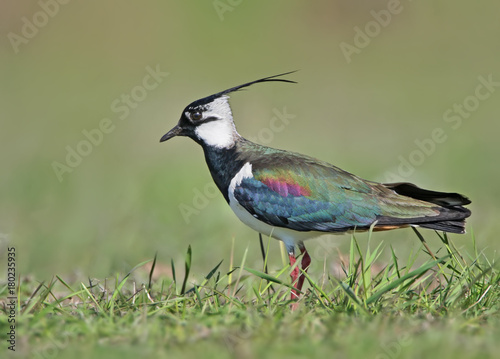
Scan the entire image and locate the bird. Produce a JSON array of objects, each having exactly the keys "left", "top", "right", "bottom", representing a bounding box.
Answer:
[{"left": 160, "top": 72, "right": 471, "bottom": 301}]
